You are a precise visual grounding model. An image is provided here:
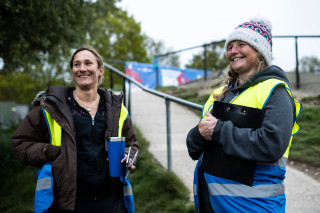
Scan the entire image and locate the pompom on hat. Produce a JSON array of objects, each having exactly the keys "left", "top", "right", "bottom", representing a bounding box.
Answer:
[{"left": 225, "top": 17, "right": 273, "bottom": 65}]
